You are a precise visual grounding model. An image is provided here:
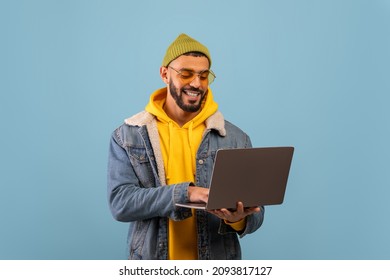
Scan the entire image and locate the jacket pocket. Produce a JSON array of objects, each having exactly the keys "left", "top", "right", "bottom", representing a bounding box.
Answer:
[{"left": 127, "top": 147, "right": 155, "bottom": 188}]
